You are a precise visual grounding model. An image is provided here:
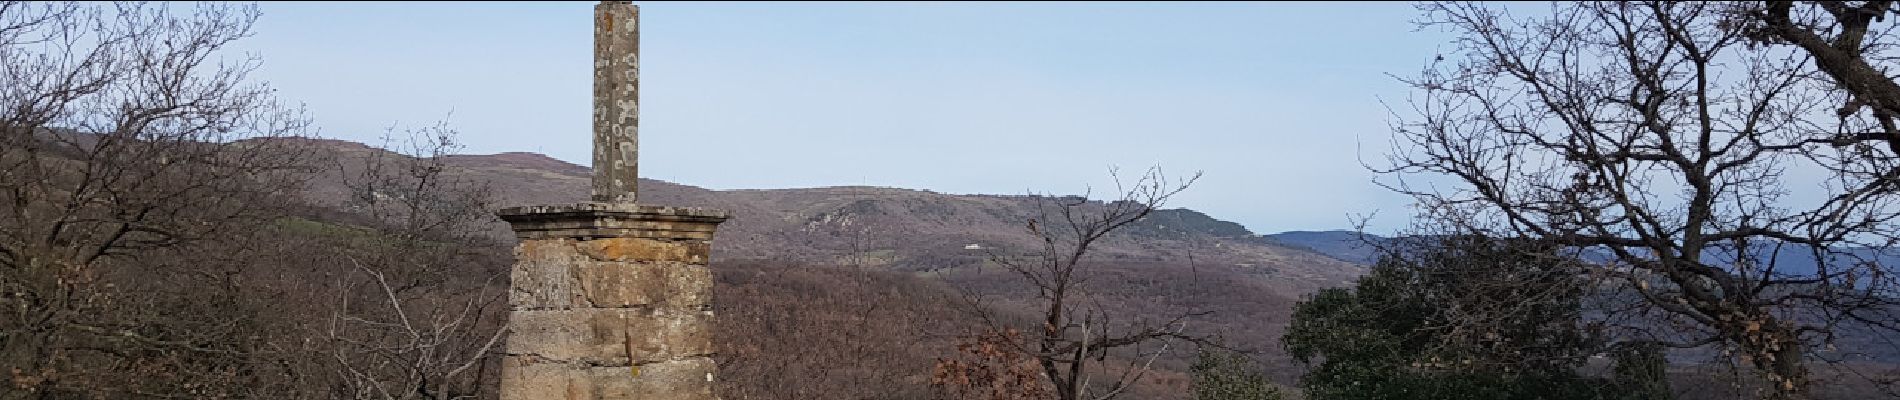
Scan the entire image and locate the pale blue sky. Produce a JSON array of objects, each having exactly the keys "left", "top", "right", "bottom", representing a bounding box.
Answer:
[{"left": 232, "top": 1, "right": 1456, "bottom": 234}]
